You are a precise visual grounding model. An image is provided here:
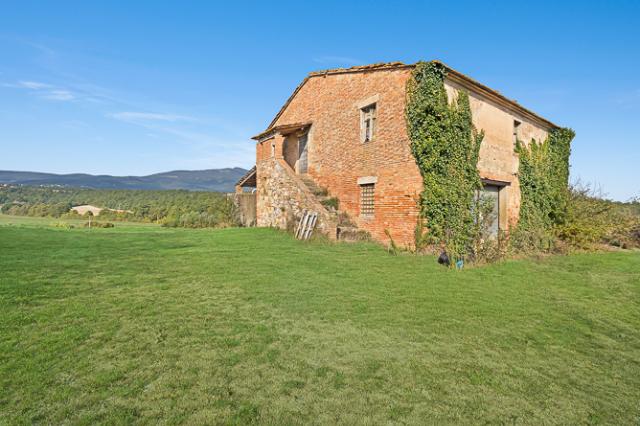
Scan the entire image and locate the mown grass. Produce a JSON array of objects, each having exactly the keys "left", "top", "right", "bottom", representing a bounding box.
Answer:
[
  {"left": 0, "top": 213, "right": 158, "bottom": 228},
  {"left": 0, "top": 221, "right": 639, "bottom": 424}
]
